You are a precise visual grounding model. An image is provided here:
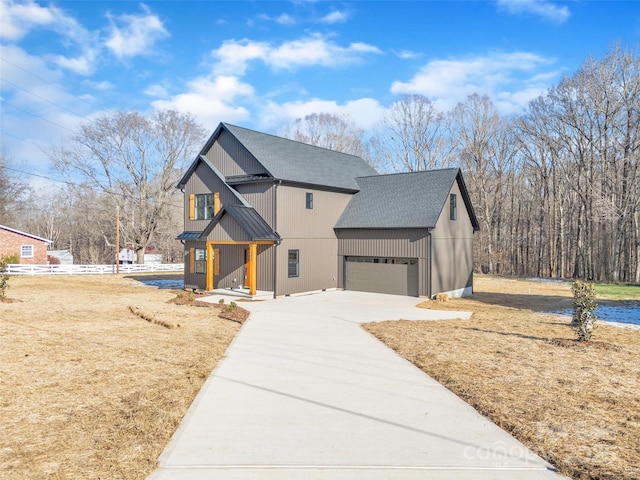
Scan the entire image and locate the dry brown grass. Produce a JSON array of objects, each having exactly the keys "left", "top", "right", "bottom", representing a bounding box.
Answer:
[
  {"left": 364, "top": 276, "right": 640, "bottom": 480},
  {"left": 0, "top": 273, "right": 240, "bottom": 480}
]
